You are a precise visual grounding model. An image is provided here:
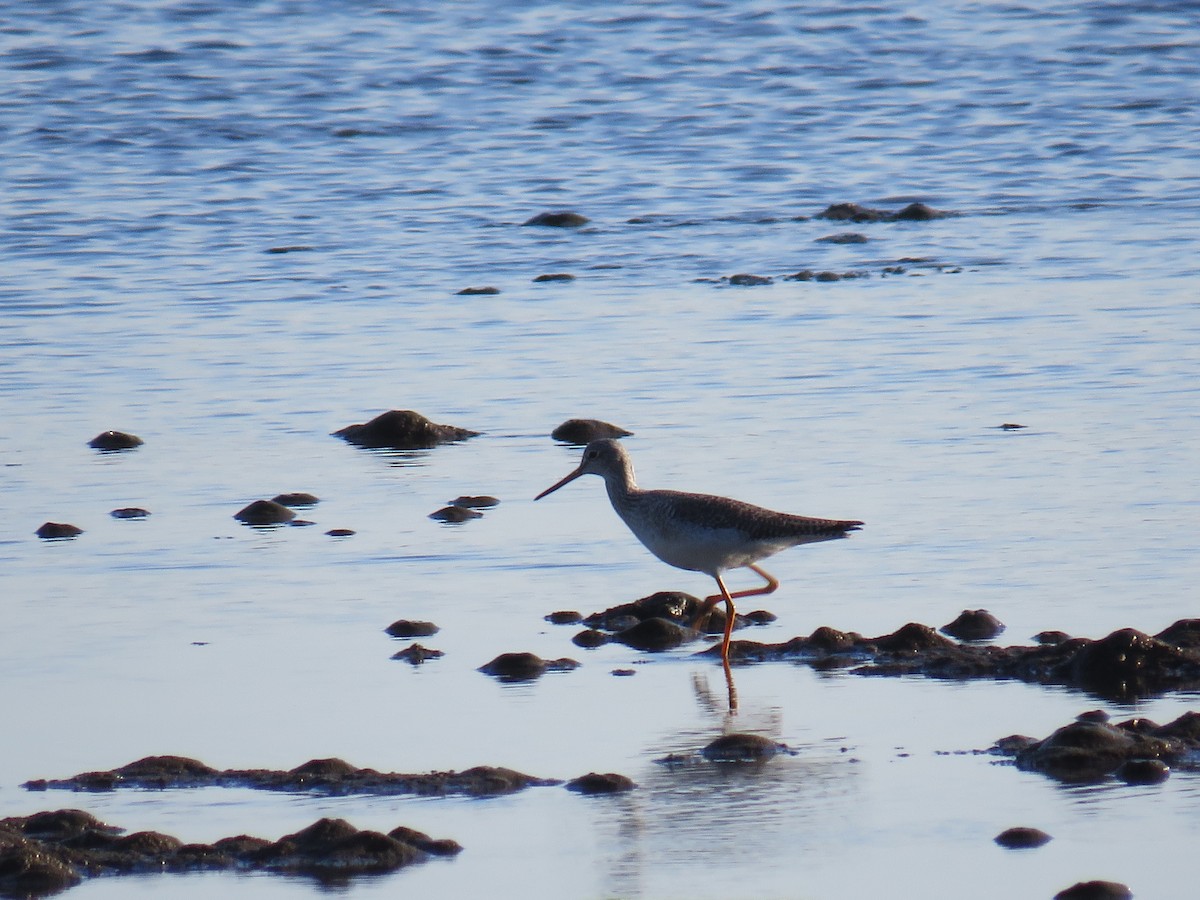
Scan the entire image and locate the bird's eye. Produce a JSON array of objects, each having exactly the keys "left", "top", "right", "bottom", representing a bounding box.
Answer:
[{"left": 586, "top": 450, "right": 598, "bottom": 459}]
